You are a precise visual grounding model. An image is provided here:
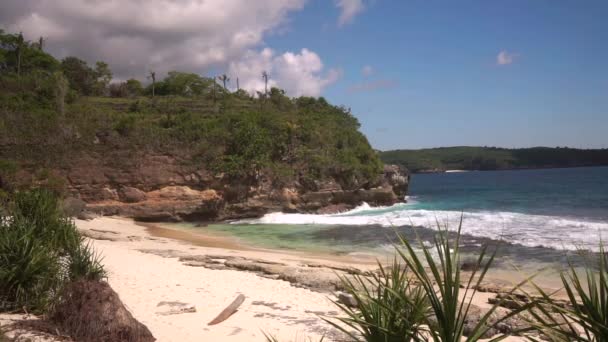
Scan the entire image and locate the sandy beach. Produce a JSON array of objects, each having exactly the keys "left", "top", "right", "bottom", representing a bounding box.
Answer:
[
  {"left": 0, "top": 216, "right": 557, "bottom": 341},
  {"left": 76, "top": 217, "right": 375, "bottom": 342},
  {"left": 41, "top": 217, "right": 547, "bottom": 342}
]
